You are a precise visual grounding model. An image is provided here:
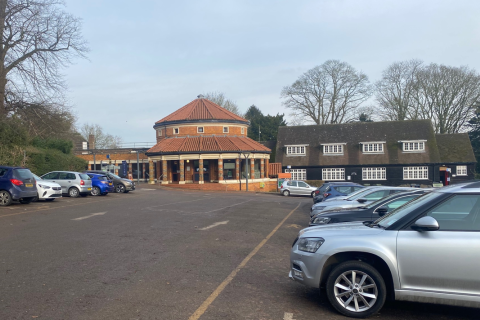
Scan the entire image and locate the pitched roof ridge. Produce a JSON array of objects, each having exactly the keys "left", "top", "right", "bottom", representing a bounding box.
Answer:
[
  {"left": 240, "top": 136, "right": 267, "bottom": 150},
  {"left": 199, "top": 135, "right": 203, "bottom": 151},
  {"left": 204, "top": 99, "right": 244, "bottom": 121},
  {"left": 156, "top": 100, "right": 196, "bottom": 123},
  {"left": 201, "top": 99, "right": 215, "bottom": 119},
  {"left": 178, "top": 136, "right": 188, "bottom": 152},
  {"left": 213, "top": 135, "right": 223, "bottom": 151}
]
